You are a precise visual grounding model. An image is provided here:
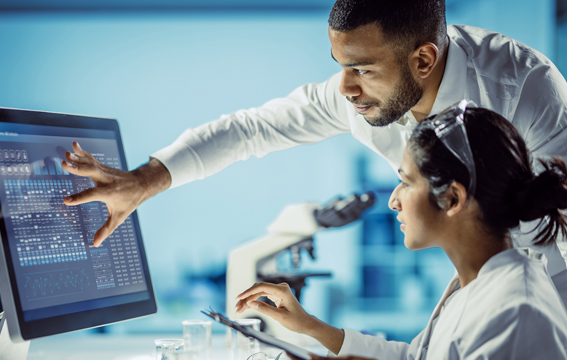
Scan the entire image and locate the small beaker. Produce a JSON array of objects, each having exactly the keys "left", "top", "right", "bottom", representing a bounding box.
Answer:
[
  {"left": 247, "top": 353, "right": 268, "bottom": 360},
  {"left": 154, "top": 338, "right": 184, "bottom": 360},
  {"left": 231, "top": 318, "right": 261, "bottom": 360},
  {"left": 181, "top": 319, "right": 212, "bottom": 360}
]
